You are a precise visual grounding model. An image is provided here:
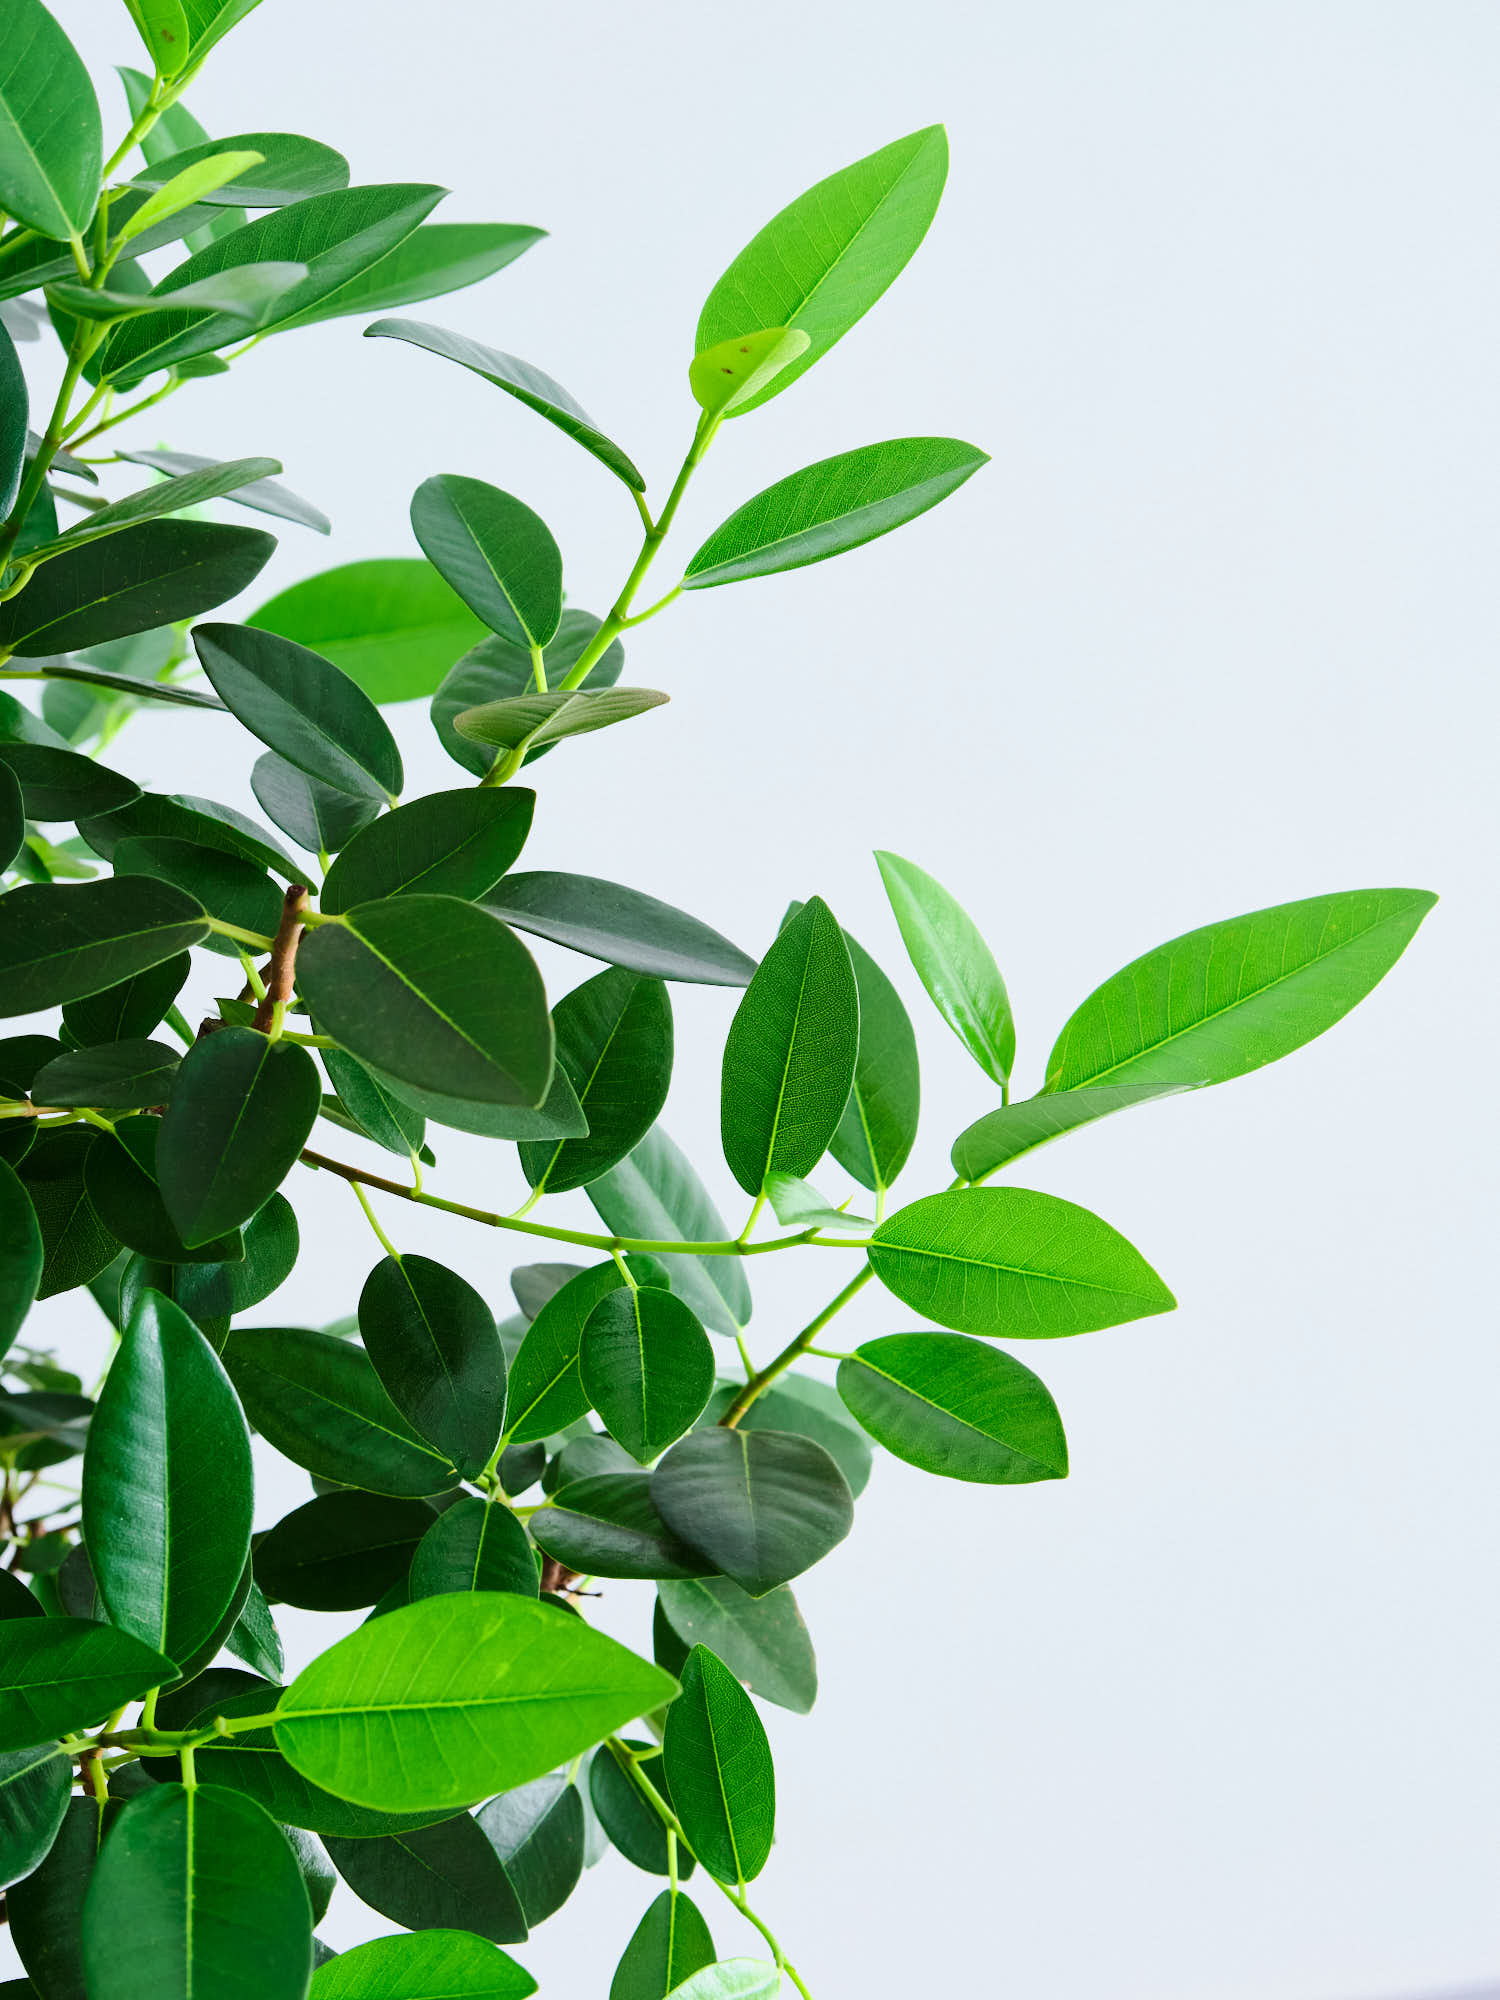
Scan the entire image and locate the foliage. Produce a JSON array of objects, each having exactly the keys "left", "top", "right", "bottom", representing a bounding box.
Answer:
[{"left": 0, "top": 5, "right": 1434, "bottom": 1994}]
